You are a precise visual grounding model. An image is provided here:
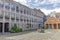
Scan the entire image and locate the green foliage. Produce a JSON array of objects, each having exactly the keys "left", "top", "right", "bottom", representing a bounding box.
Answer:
[
  {"left": 19, "top": 28, "right": 22, "bottom": 32},
  {"left": 26, "top": 26, "right": 29, "bottom": 28},
  {"left": 45, "top": 26, "right": 48, "bottom": 29},
  {"left": 10, "top": 24, "right": 22, "bottom": 33},
  {"left": 42, "top": 27, "right": 45, "bottom": 29}
]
